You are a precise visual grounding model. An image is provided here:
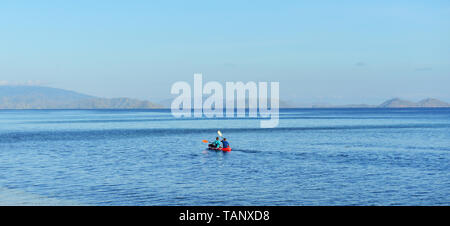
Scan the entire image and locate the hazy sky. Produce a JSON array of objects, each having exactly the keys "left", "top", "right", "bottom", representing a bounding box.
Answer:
[{"left": 1, "top": 0, "right": 449, "bottom": 104}]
